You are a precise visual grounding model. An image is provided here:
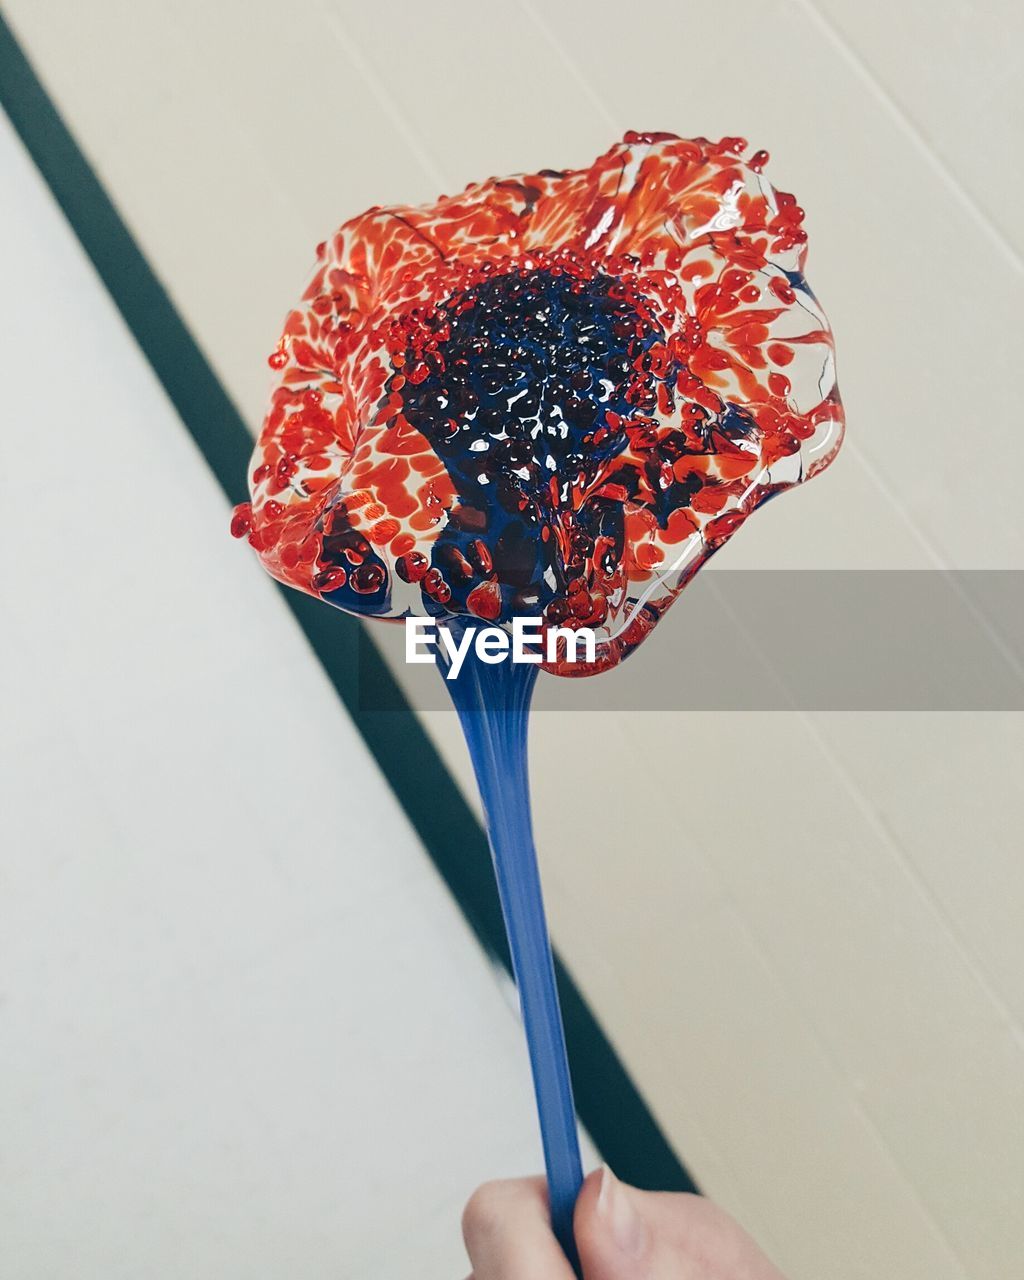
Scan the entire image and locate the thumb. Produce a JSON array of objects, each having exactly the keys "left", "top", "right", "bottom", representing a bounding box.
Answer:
[
  {"left": 573, "top": 1166, "right": 652, "bottom": 1279},
  {"left": 574, "top": 1167, "right": 790, "bottom": 1280}
]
